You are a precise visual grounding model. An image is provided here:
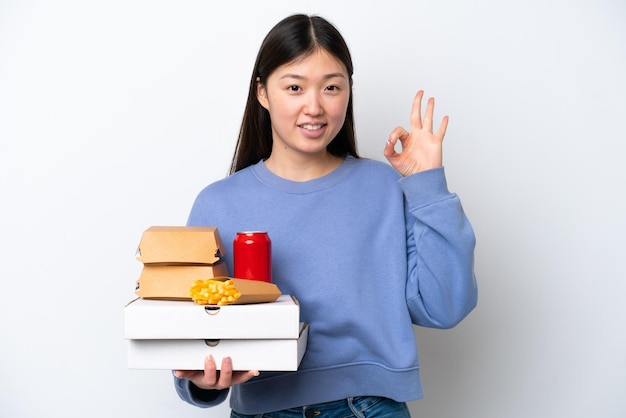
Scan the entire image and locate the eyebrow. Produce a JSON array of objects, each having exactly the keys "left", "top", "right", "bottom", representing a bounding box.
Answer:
[{"left": 279, "top": 73, "right": 347, "bottom": 81}]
